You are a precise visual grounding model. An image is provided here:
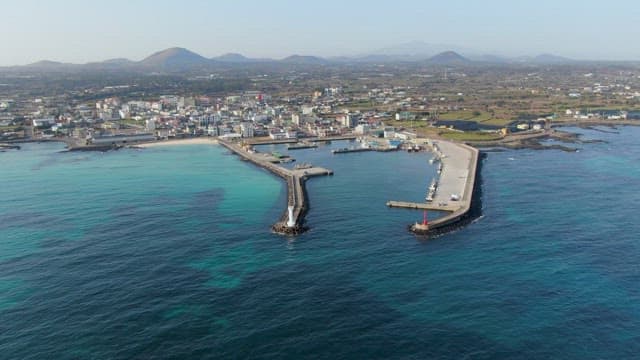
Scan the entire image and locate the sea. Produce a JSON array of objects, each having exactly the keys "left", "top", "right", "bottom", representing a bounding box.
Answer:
[{"left": 1, "top": 126, "right": 640, "bottom": 359}]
